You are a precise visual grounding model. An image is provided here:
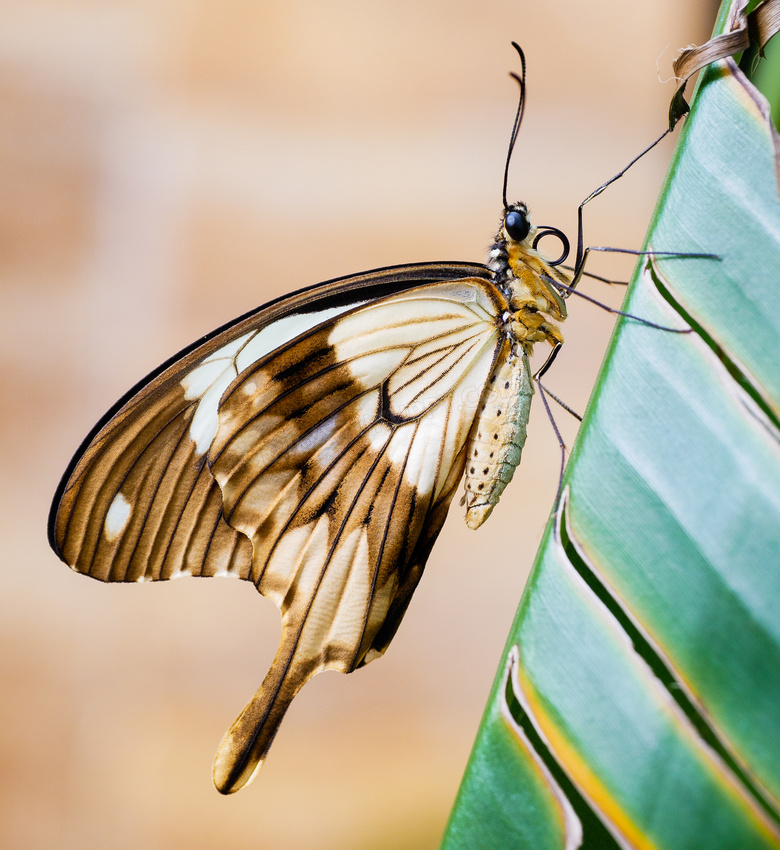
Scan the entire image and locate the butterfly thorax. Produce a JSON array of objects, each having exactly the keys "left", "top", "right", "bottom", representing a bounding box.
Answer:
[
  {"left": 462, "top": 203, "right": 570, "bottom": 528},
  {"left": 488, "top": 203, "right": 569, "bottom": 353}
]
